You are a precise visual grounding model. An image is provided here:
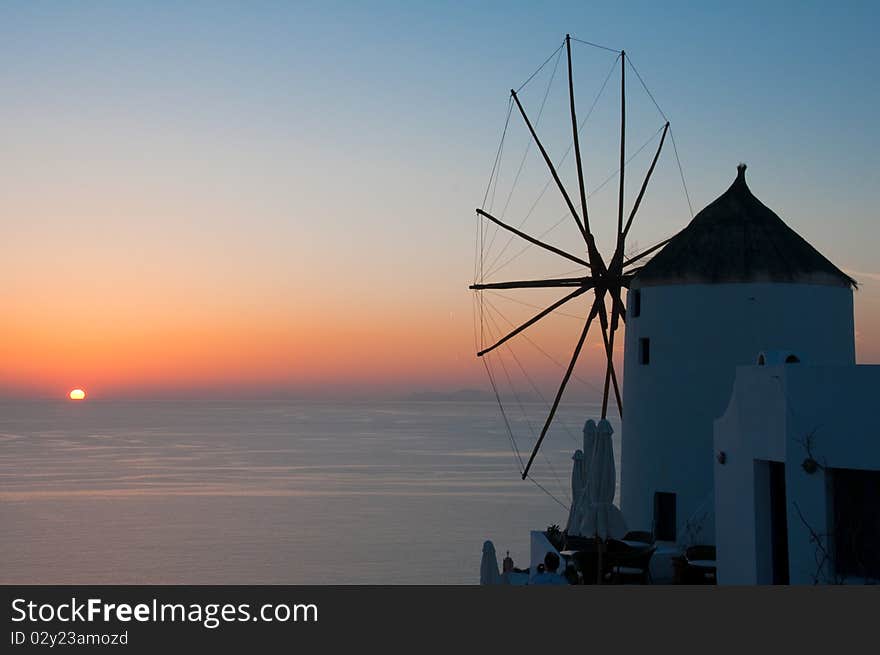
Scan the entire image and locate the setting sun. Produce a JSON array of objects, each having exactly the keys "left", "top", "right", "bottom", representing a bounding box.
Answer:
[{"left": 68, "top": 389, "right": 86, "bottom": 401}]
